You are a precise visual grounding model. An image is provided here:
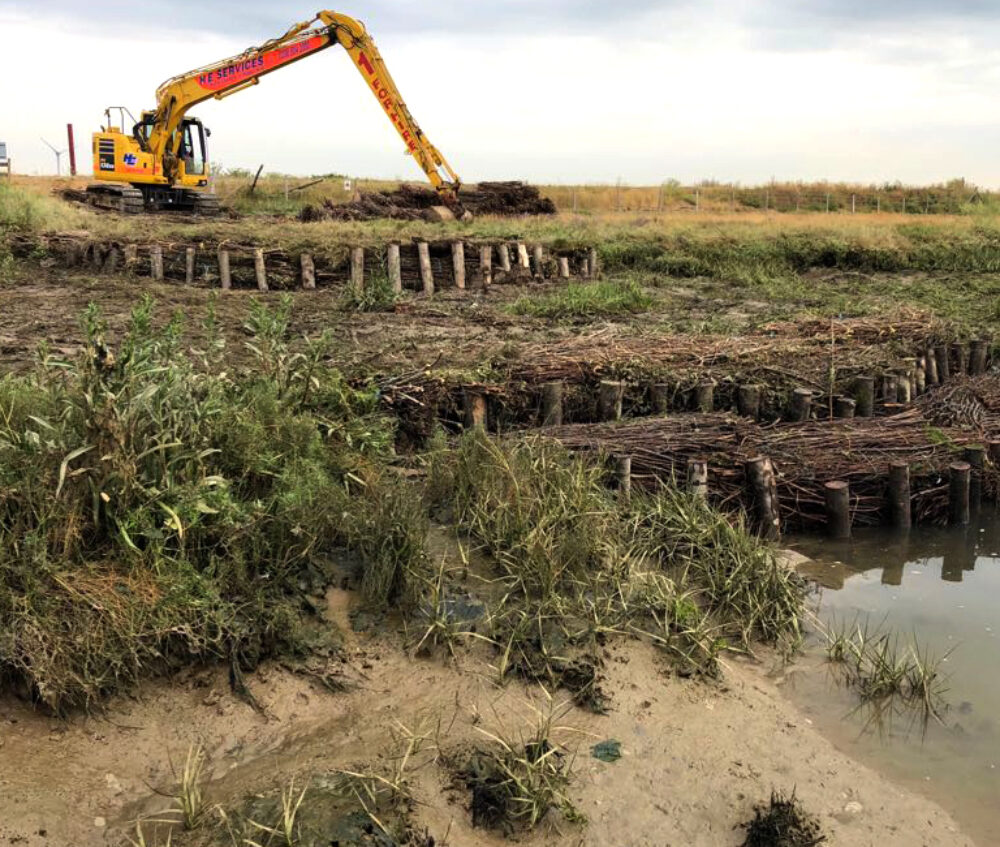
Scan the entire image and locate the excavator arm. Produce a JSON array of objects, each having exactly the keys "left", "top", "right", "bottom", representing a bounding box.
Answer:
[{"left": 144, "top": 11, "right": 461, "bottom": 204}]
